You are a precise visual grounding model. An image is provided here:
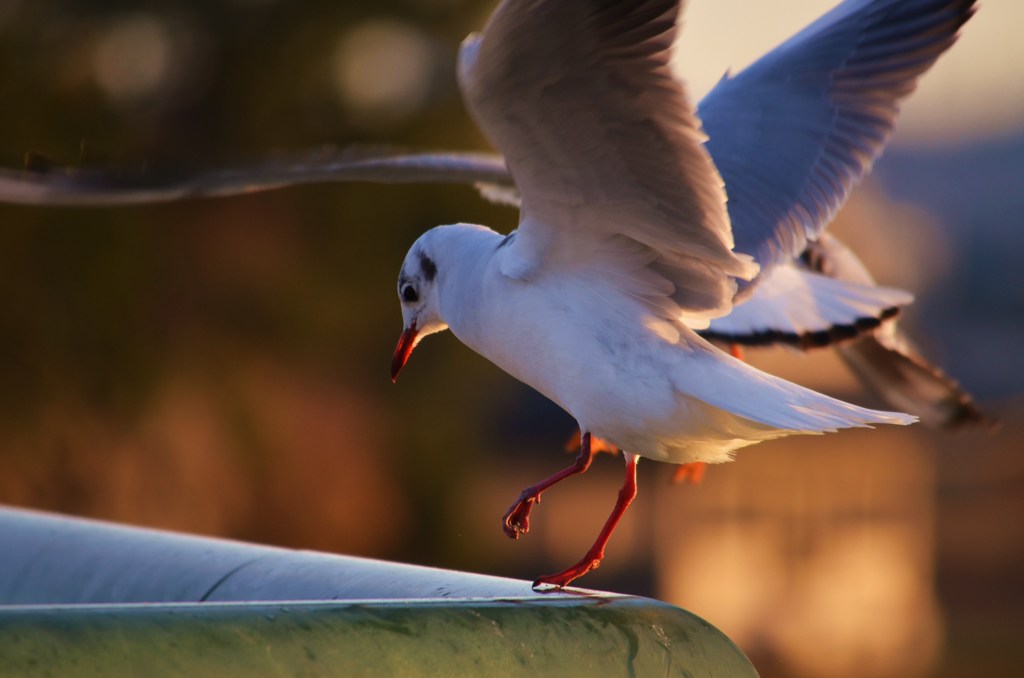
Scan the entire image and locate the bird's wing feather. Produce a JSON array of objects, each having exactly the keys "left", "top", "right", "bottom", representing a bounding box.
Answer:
[
  {"left": 697, "top": 0, "right": 976, "bottom": 274},
  {"left": 460, "top": 0, "right": 757, "bottom": 327},
  {"left": 0, "top": 150, "right": 511, "bottom": 207},
  {"left": 837, "top": 334, "right": 990, "bottom": 428},
  {"left": 700, "top": 263, "right": 911, "bottom": 349},
  {"left": 803, "top": 234, "right": 989, "bottom": 427}
]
